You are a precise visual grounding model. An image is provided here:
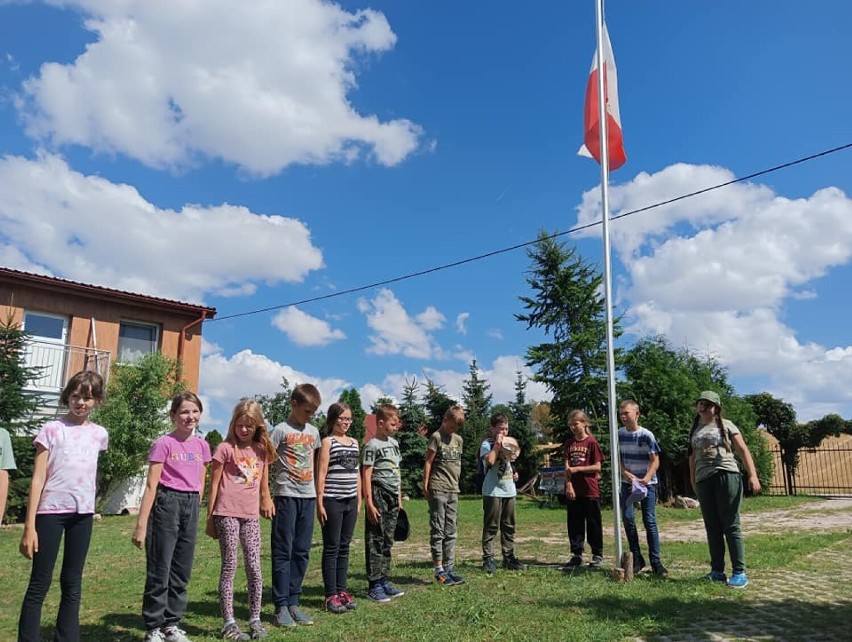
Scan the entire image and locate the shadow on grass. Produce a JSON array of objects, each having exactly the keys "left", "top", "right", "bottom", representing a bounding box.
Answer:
[{"left": 540, "top": 593, "right": 852, "bottom": 640}]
